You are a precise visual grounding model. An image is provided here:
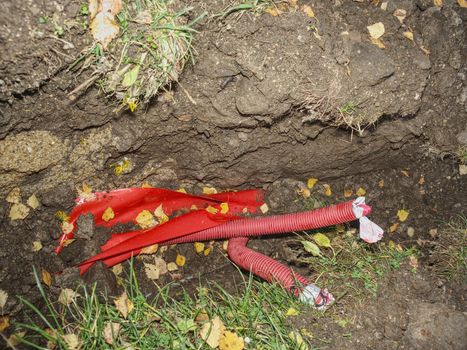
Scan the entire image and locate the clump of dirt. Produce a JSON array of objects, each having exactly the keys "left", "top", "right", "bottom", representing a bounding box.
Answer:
[{"left": 0, "top": 0, "right": 466, "bottom": 349}]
